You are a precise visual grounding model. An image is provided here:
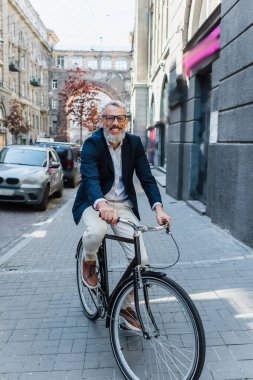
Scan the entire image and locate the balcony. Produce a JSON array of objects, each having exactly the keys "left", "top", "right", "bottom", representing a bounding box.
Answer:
[
  {"left": 30, "top": 78, "right": 41, "bottom": 87},
  {"left": 9, "top": 61, "right": 20, "bottom": 72}
]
